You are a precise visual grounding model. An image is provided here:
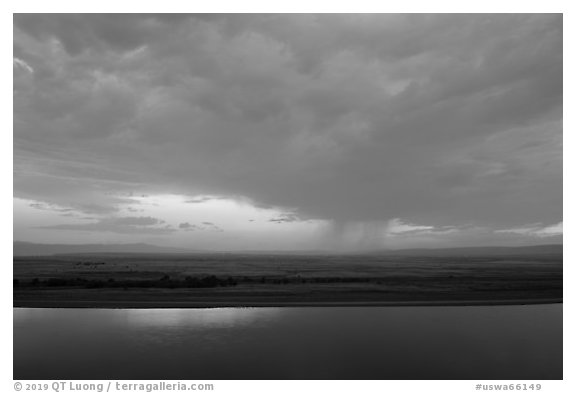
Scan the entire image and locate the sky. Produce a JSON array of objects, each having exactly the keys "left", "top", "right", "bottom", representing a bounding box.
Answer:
[{"left": 13, "top": 14, "right": 563, "bottom": 251}]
